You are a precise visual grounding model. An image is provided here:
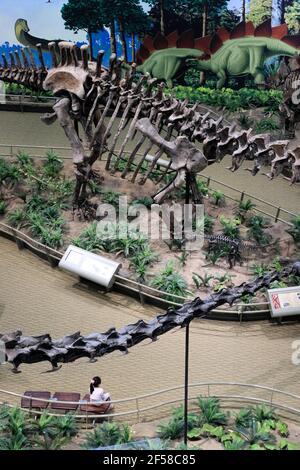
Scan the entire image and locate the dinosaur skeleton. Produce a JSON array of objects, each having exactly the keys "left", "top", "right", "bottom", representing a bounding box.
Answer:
[
  {"left": 0, "top": 42, "right": 299, "bottom": 218},
  {"left": 1, "top": 262, "right": 299, "bottom": 373},
  {"left": 204, "top": 234, "right": 259, "bottom": 269}
]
